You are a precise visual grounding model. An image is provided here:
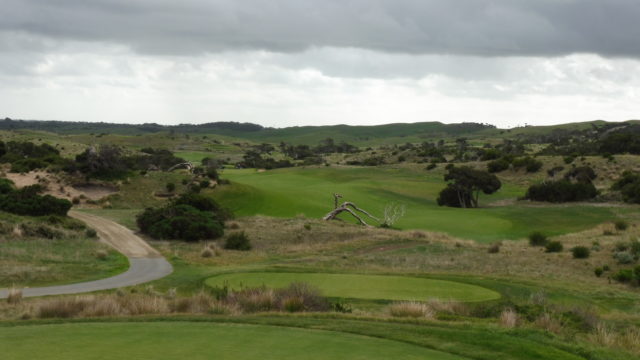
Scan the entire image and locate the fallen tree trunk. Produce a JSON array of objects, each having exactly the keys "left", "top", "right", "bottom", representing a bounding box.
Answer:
[{"left": 323, "top": 200, "right": 381, "bottom": 227}]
